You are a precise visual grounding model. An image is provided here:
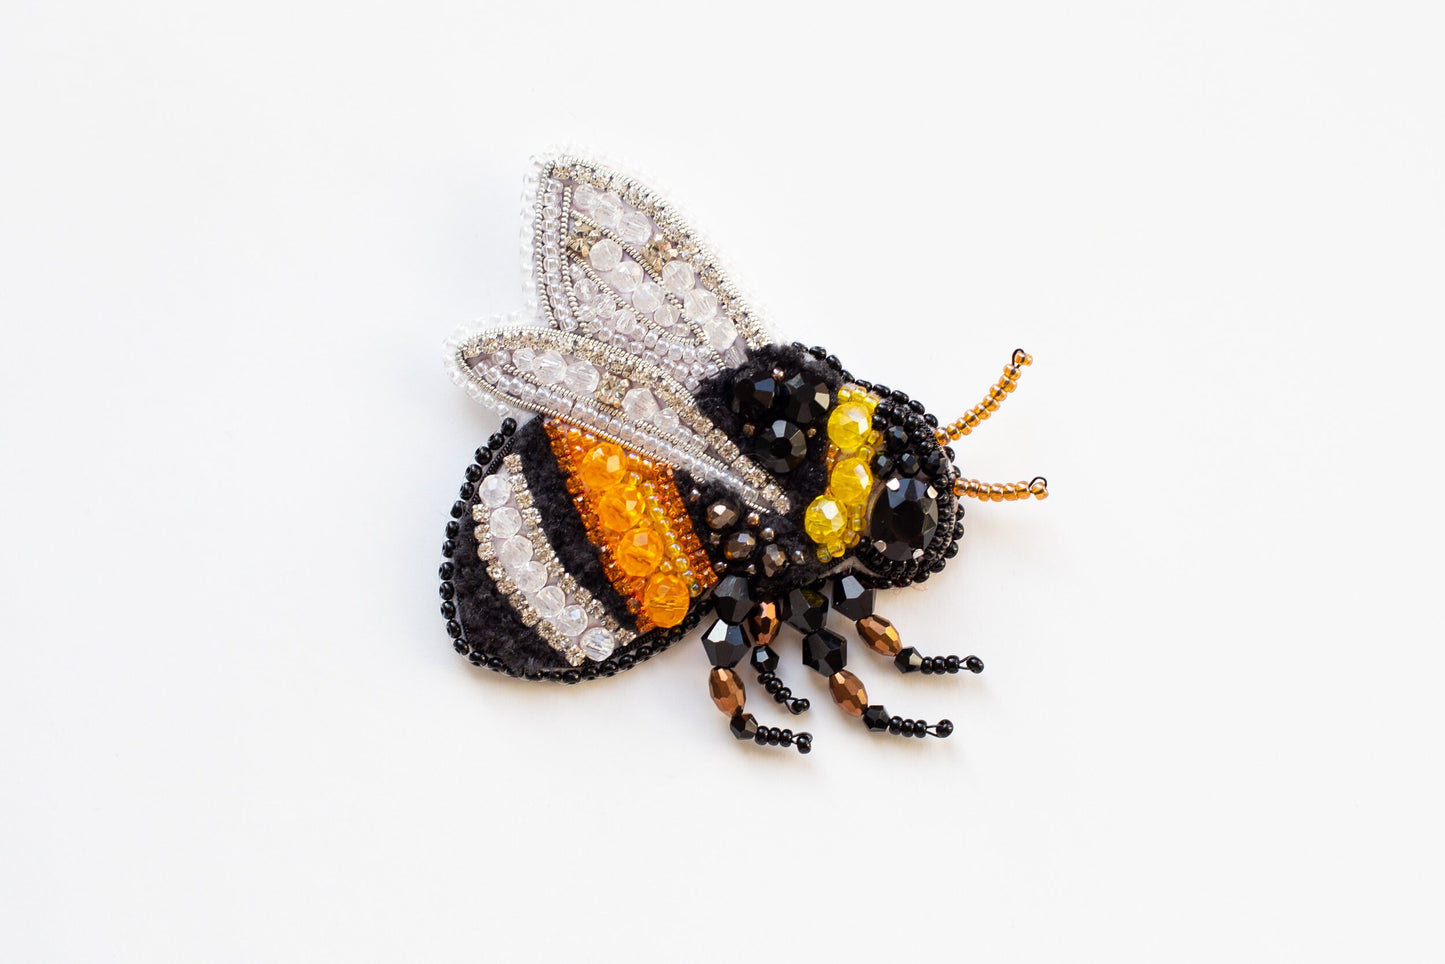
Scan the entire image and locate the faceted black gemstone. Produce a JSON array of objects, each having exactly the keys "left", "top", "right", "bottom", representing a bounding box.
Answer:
[
  {"left": 785, "top": 586, "right": 828, "bottom": 633},
  {"left": 751, "top": 644, "right": 779, "bottom": 675},
  {"left": 895, "top": 647, "right": 923, "bottom": 673},
  {"left": 921, "top": 450, "right": 944, "bottom": 477},
  {"left": 871, "top": 453, "right": 894, "bottom": 476},
  {"left": 730, "top": 711, "right": 760, "bottom": 740},
  {"left": 701, "top": 617, "right": 751, "bottom": 668},
  {"left": 731, "top": 373, "right": 784, "bottom": 418},
  {"left": 831, "top": 573, "right": 875, "bottom": 621},
  {"left": 862, "top": 704, "right": 891, "bottom": 731},
  {"left": 896, "top": 452, "right": 920, "bottom": 477},
  {"left": 752, "top": 419, "right": 807, "bottom": 474},
  {"left": 870, "top": 477, "right": 940, "bottom": 562},
  {"left": 802, "top": 628, "right": 847, "bottom": 676},
  {"left": 711, "top": 575, "right": 756, "bottom": 625},
  {"left": 780, "top": 372, "right": 830, "bottom": 425},
  {"left": 884, "top": 425, "right": 910, "bottom": 454}
]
